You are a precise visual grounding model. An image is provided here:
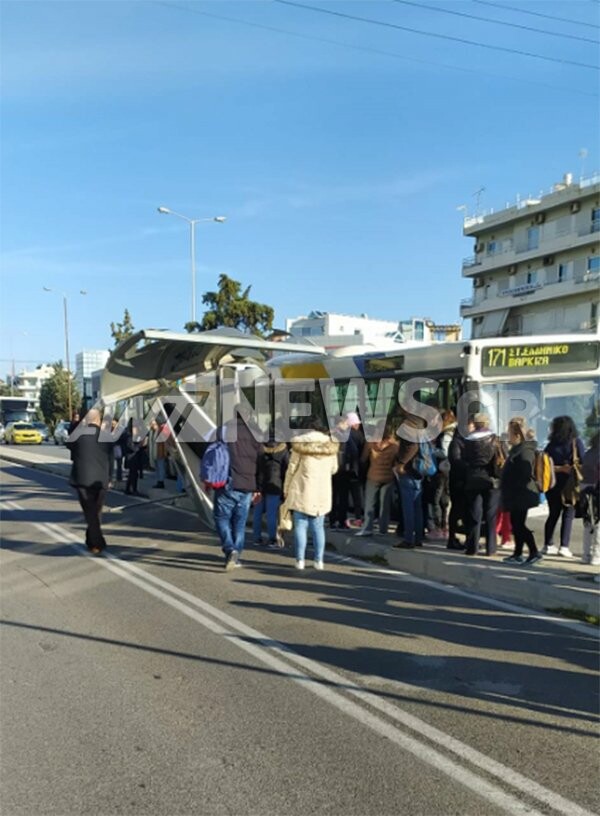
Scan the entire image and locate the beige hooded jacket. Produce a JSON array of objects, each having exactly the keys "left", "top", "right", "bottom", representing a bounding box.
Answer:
[{"left": 283, "top": 431, "right": 339, "bottom": 517}]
